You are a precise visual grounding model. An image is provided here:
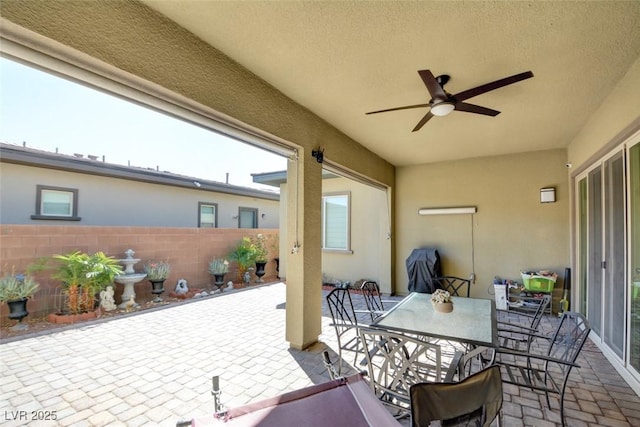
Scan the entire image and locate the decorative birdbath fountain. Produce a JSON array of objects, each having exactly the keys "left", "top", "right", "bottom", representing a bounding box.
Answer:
[{"left": 114, "top": 249, "right": 147, "bottom": 309}]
